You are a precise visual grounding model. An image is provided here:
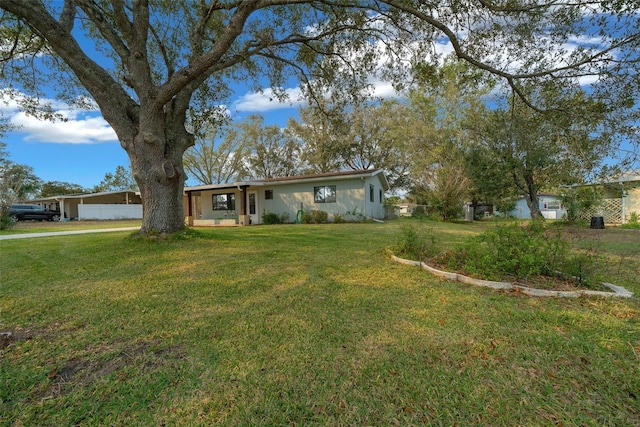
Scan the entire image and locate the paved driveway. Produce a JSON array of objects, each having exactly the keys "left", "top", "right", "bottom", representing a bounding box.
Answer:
[{"left": 0, "top": 227, "right": 140, "bottom": 240}]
